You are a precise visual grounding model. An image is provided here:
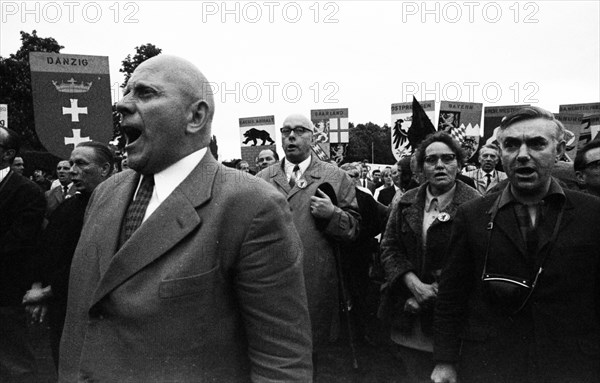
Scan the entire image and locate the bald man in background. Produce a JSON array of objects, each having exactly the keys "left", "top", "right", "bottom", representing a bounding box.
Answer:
[{"left": 59, "top": 55, "right": 312, "bottom": 382}]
